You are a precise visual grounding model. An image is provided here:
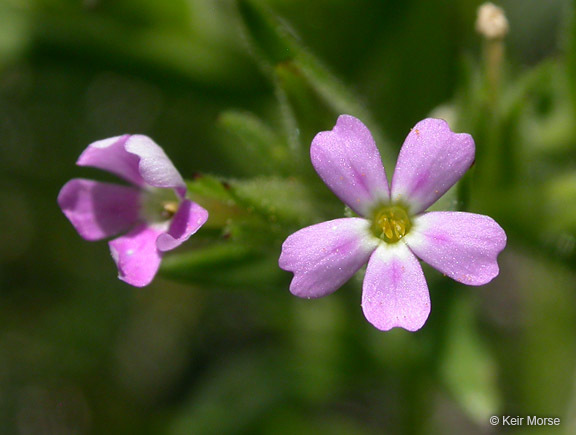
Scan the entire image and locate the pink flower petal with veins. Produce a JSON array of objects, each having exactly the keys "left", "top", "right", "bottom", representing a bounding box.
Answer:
[
  {"left": 58, "top": 179, "right": 140, "bottom": 241},
  {"left": 156, "top": 200, "right": 209, "bottom": 252},
  {"left": 362, "top": 243, "right": 430, "bottom": 331},
  {"left": 406, "top": 211, "right": 506, "bottom": 285},
  {"left": 311, "top": 115, "right": 390, "bottom": 216},
  {"left": 109, "top": 224, "right": 164, "bottom": 287},
  {"left": 77, "top": 135, "right": 144, "bottom": 187},
  {"left": 124, "top": 135, "right": 186, "bottom": 198},
  {"left": 391, "top": 119, "right": 475, "bottom": 214},
  {"left": 279, "top": 218, "right": 378, "bottom": 298},
  {"left": 78, "top": 135, "right": 186, "bottom": 197}
]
